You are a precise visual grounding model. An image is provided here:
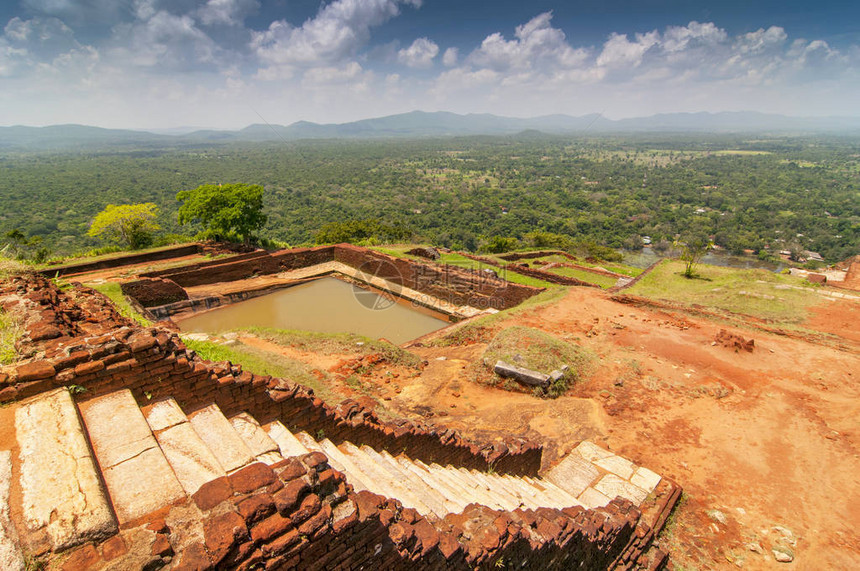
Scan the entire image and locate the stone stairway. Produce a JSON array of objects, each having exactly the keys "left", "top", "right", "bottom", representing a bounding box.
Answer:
[{"left": 1, "top": 387, "right": 664, "bottom": 568}]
